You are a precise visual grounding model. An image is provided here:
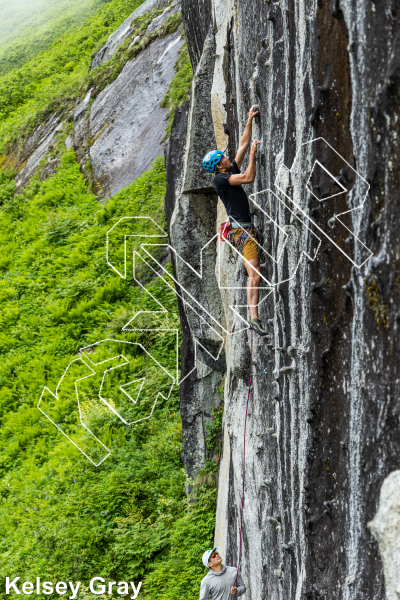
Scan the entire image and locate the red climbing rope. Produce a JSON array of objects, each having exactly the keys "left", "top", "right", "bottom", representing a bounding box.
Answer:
[{"left": 232, "top": 328, "right": 253, "bottom": 599}]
